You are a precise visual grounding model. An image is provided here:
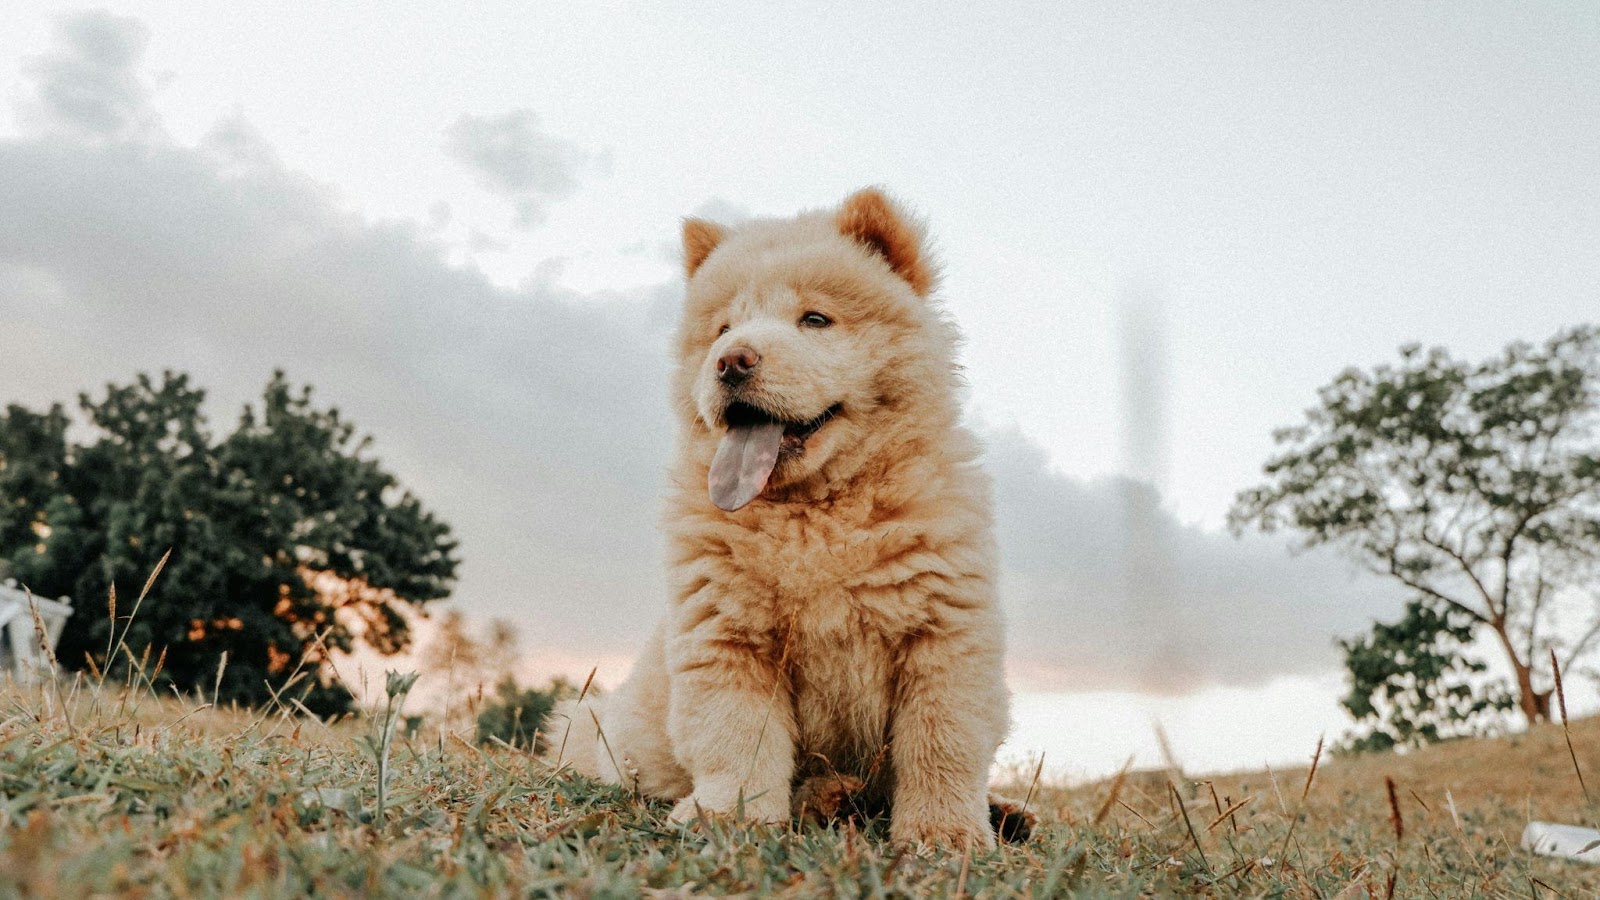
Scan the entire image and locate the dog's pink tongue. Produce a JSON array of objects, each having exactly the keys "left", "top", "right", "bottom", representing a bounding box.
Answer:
[{"left": 709, "top": 421, "right": 785, "bottom": 511}]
